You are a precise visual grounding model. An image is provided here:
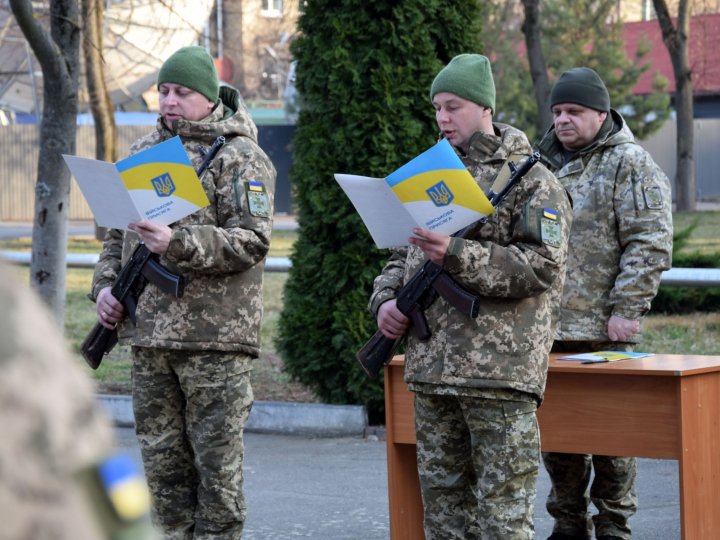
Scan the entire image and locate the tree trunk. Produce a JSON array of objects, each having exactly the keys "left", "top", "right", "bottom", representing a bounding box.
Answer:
[
  {"left": 653, "top": 0, "right": 695, "bottom": 211},
  {"left": 10, "top": 0, "right": 81, "bottom": 323},
  {"left": 82, "top": 0, "right": 117, "bottom": 240},
  {"left": 521, "top": 0, "right": 553, "bottom": 134}
]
